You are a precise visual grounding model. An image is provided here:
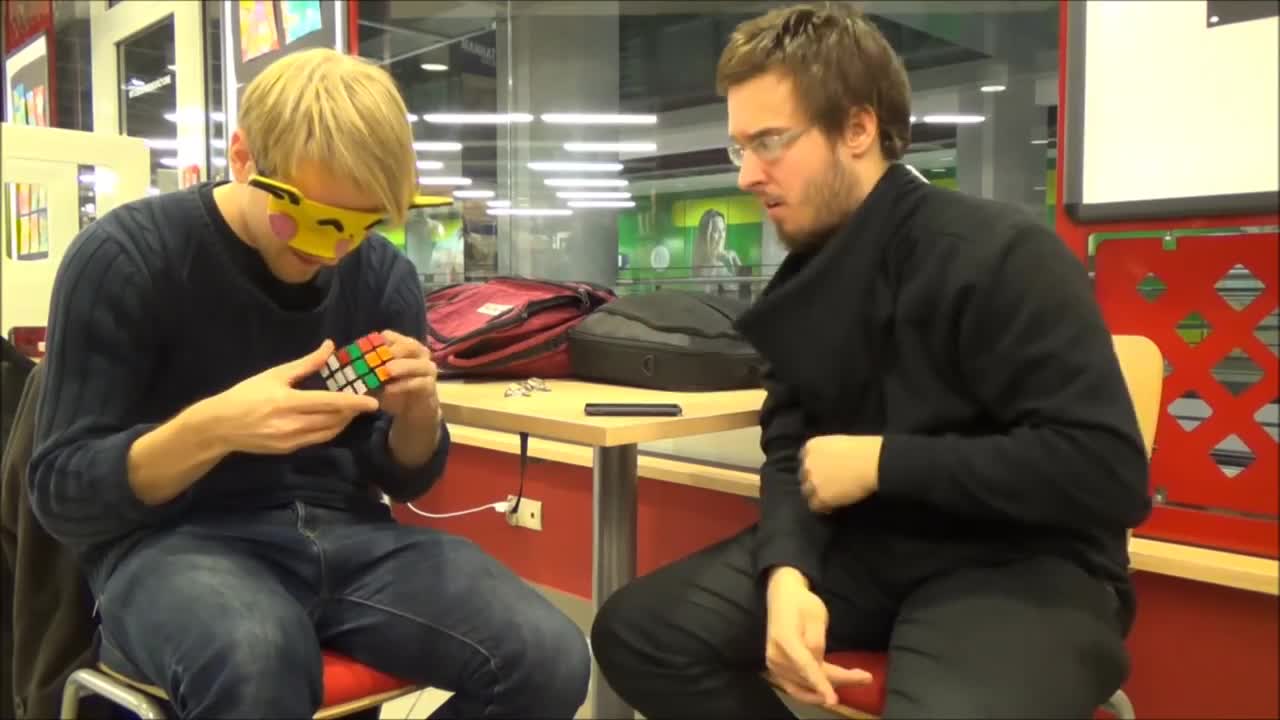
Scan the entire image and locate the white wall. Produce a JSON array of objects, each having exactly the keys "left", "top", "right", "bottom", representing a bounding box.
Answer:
[{"left": 0, "top": 124, "right": 149, "bottom": 336}]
